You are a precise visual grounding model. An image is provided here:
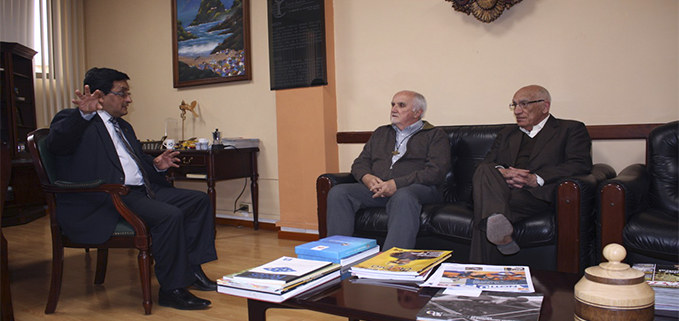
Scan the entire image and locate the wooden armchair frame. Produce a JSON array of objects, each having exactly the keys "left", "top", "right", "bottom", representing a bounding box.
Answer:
[{"left": 27, "top": 128, "right": 153, "bottom": 315}]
